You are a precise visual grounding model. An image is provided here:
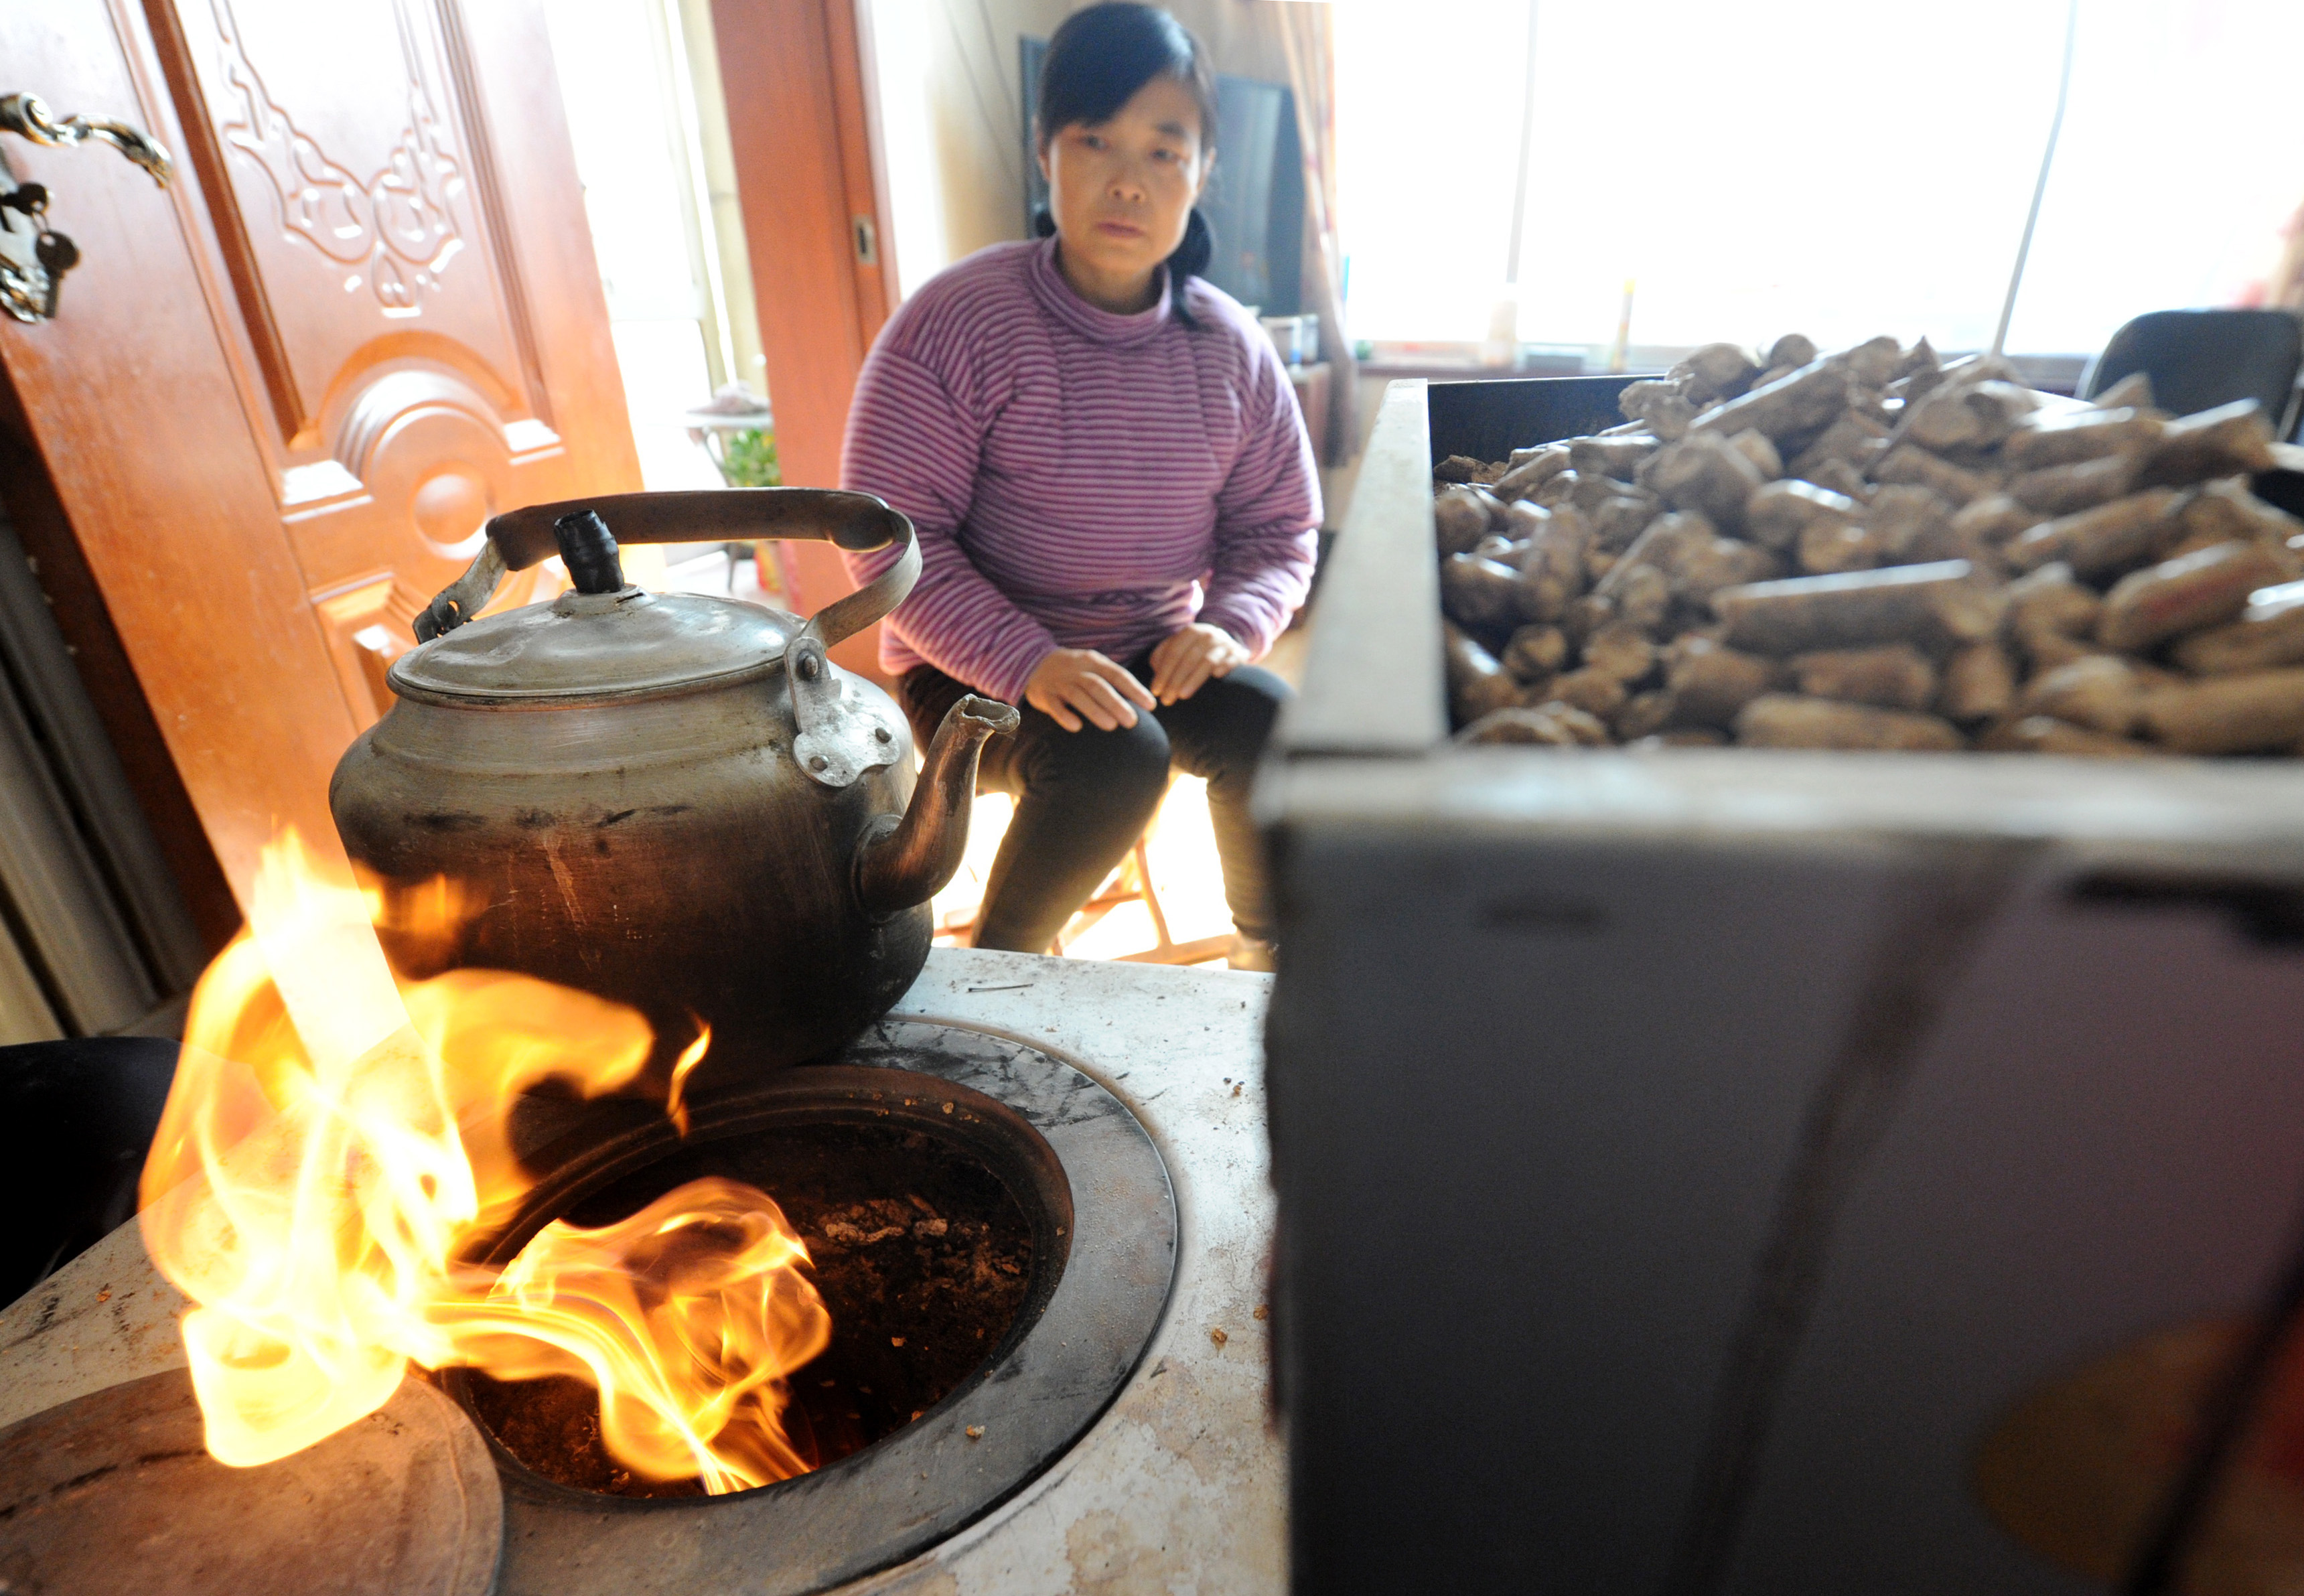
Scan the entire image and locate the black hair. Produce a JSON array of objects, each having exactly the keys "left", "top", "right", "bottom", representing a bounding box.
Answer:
[{"left": 1033, "top": 2, "right": 1216, "bottom": 327}]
